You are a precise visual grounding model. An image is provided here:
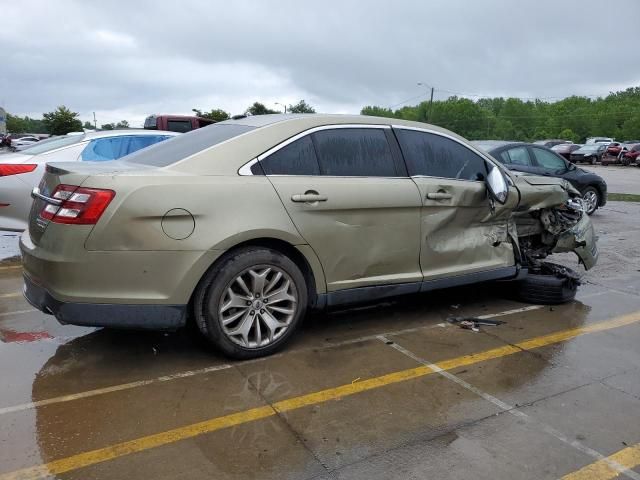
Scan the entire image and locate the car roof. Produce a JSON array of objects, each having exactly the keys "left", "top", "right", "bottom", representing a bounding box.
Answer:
[
  {"left": 215, "top": 113, "right": 463, "bottom": 135},
  {"left": 83, "top": 129, "right": 179, "bottom": 139},
  {"left": 471, "top": 140, "right": 528, "bottom": 152}
]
